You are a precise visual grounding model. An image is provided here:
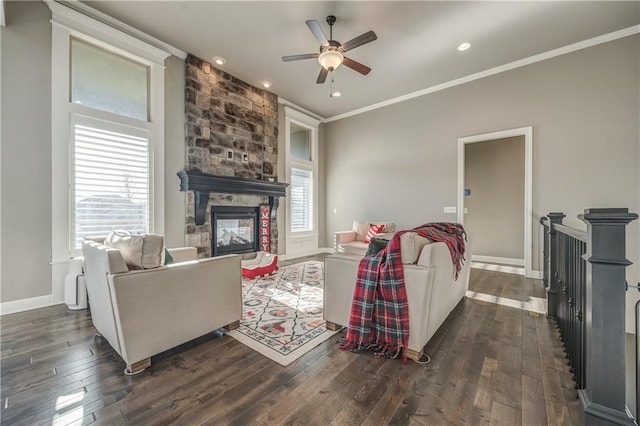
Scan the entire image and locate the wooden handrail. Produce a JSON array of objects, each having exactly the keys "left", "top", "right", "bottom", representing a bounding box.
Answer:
[{"left": 553, "top": 223, "right": 587, "bottom": 243}]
